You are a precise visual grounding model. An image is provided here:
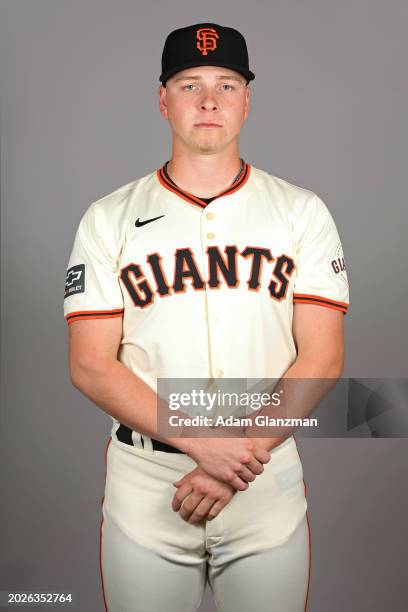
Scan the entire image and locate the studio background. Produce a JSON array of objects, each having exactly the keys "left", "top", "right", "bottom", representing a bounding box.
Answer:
[{"left": 1, "top": 0, "right": 407, "bottom": 610}]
